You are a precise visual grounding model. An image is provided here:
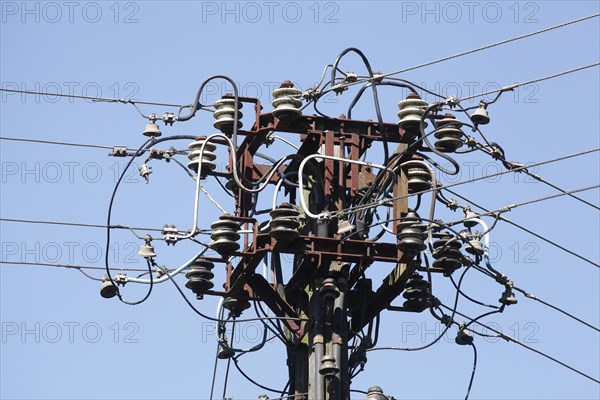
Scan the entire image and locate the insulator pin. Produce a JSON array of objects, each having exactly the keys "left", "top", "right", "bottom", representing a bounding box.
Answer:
[
  {"left": 272, "top": 81, "right": 302, "bottom": 120},
  {"left": 213, "top": 97, "right": 243, "bottom": 134},
  {"left": 269, "top": 203, "right": 300, "bottom": 242},
  {"left": 402, "top": 160, "right": 432, "bottom": 193},
  {"left": 209, "top": 217, "right": 241, "bottom": 255},
  {"left": 185, "top": 257, "right": 215, "bottom": 299},
  {"left": 434, "top": 114, "right": 464, "bottom": 152},
  {"left": 397, "top": 93, "right": 429, "bottom": 131},
  {"left": 187, "top": 137, "right": 217, "bottom": 178},
  {"left": 402, "top": 273, "right": 433, "bottom": 312},
  {"left": 396, "top": 211, "right": 427, "bottom": 253},
  {"left": 432, "top": 234, "right": 464, "bottom": 276}
]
